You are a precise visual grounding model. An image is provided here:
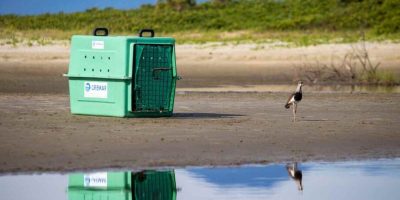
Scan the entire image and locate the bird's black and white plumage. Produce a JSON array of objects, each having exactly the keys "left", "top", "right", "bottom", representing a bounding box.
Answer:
[
  {"left": 286, "top": 162, "right": 303, "bottom": 191},
  {"left": 285, "top": 81, "right": 303, "bottom": 122}
]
